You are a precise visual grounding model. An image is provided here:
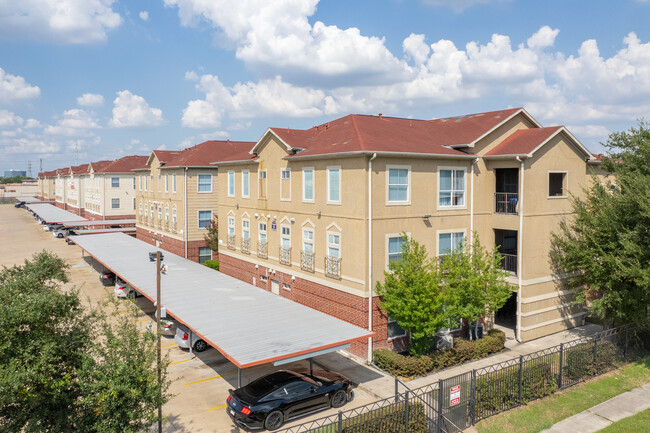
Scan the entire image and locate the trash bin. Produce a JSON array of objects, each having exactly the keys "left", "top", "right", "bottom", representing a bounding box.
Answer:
[{"left": 469, "top": 322, "right": 484, "bottom": 340}]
